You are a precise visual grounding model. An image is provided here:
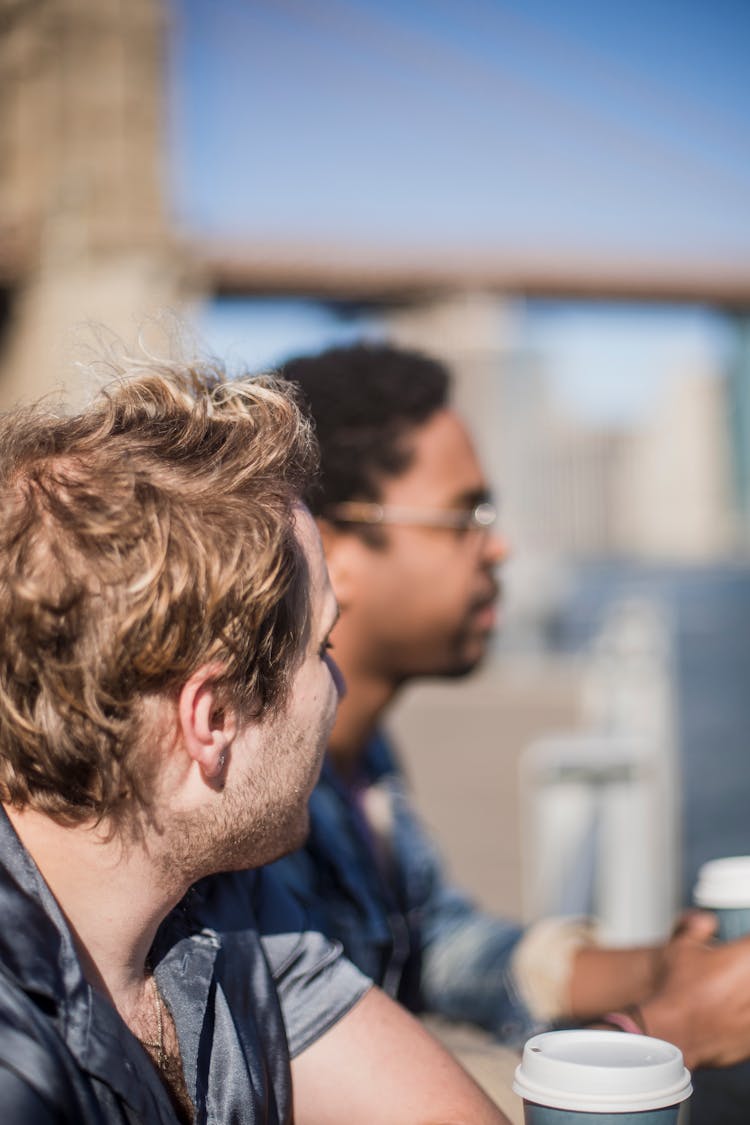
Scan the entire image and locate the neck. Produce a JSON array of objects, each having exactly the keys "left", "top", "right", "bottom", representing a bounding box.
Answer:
[
  {"left": 327, "top": 661, "right": 401, "bottom": 781},
  {"left": 4, "top": 804, "right": 186, "bottom": 1015}
]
